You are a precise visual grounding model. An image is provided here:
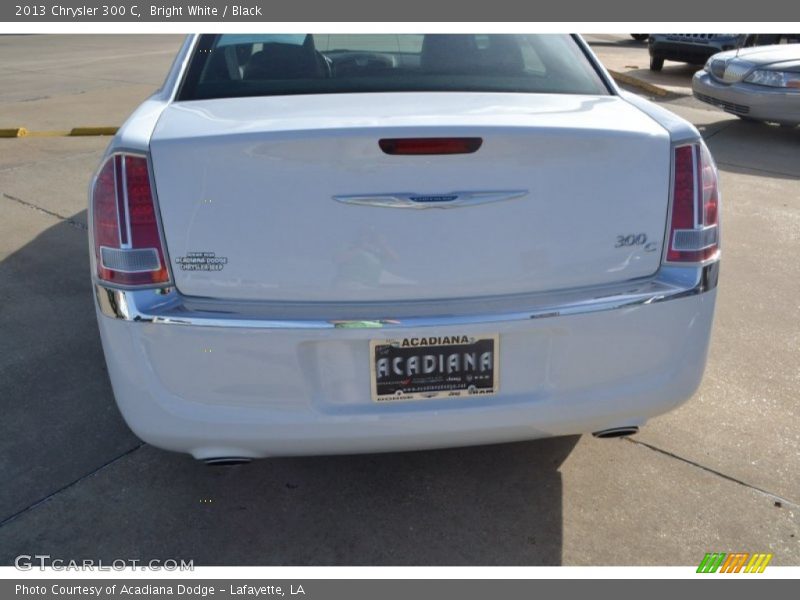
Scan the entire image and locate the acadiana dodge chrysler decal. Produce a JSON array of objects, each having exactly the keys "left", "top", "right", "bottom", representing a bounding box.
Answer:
[{"left": 175, "top": 252, "right": 228, "bottom": 271}]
